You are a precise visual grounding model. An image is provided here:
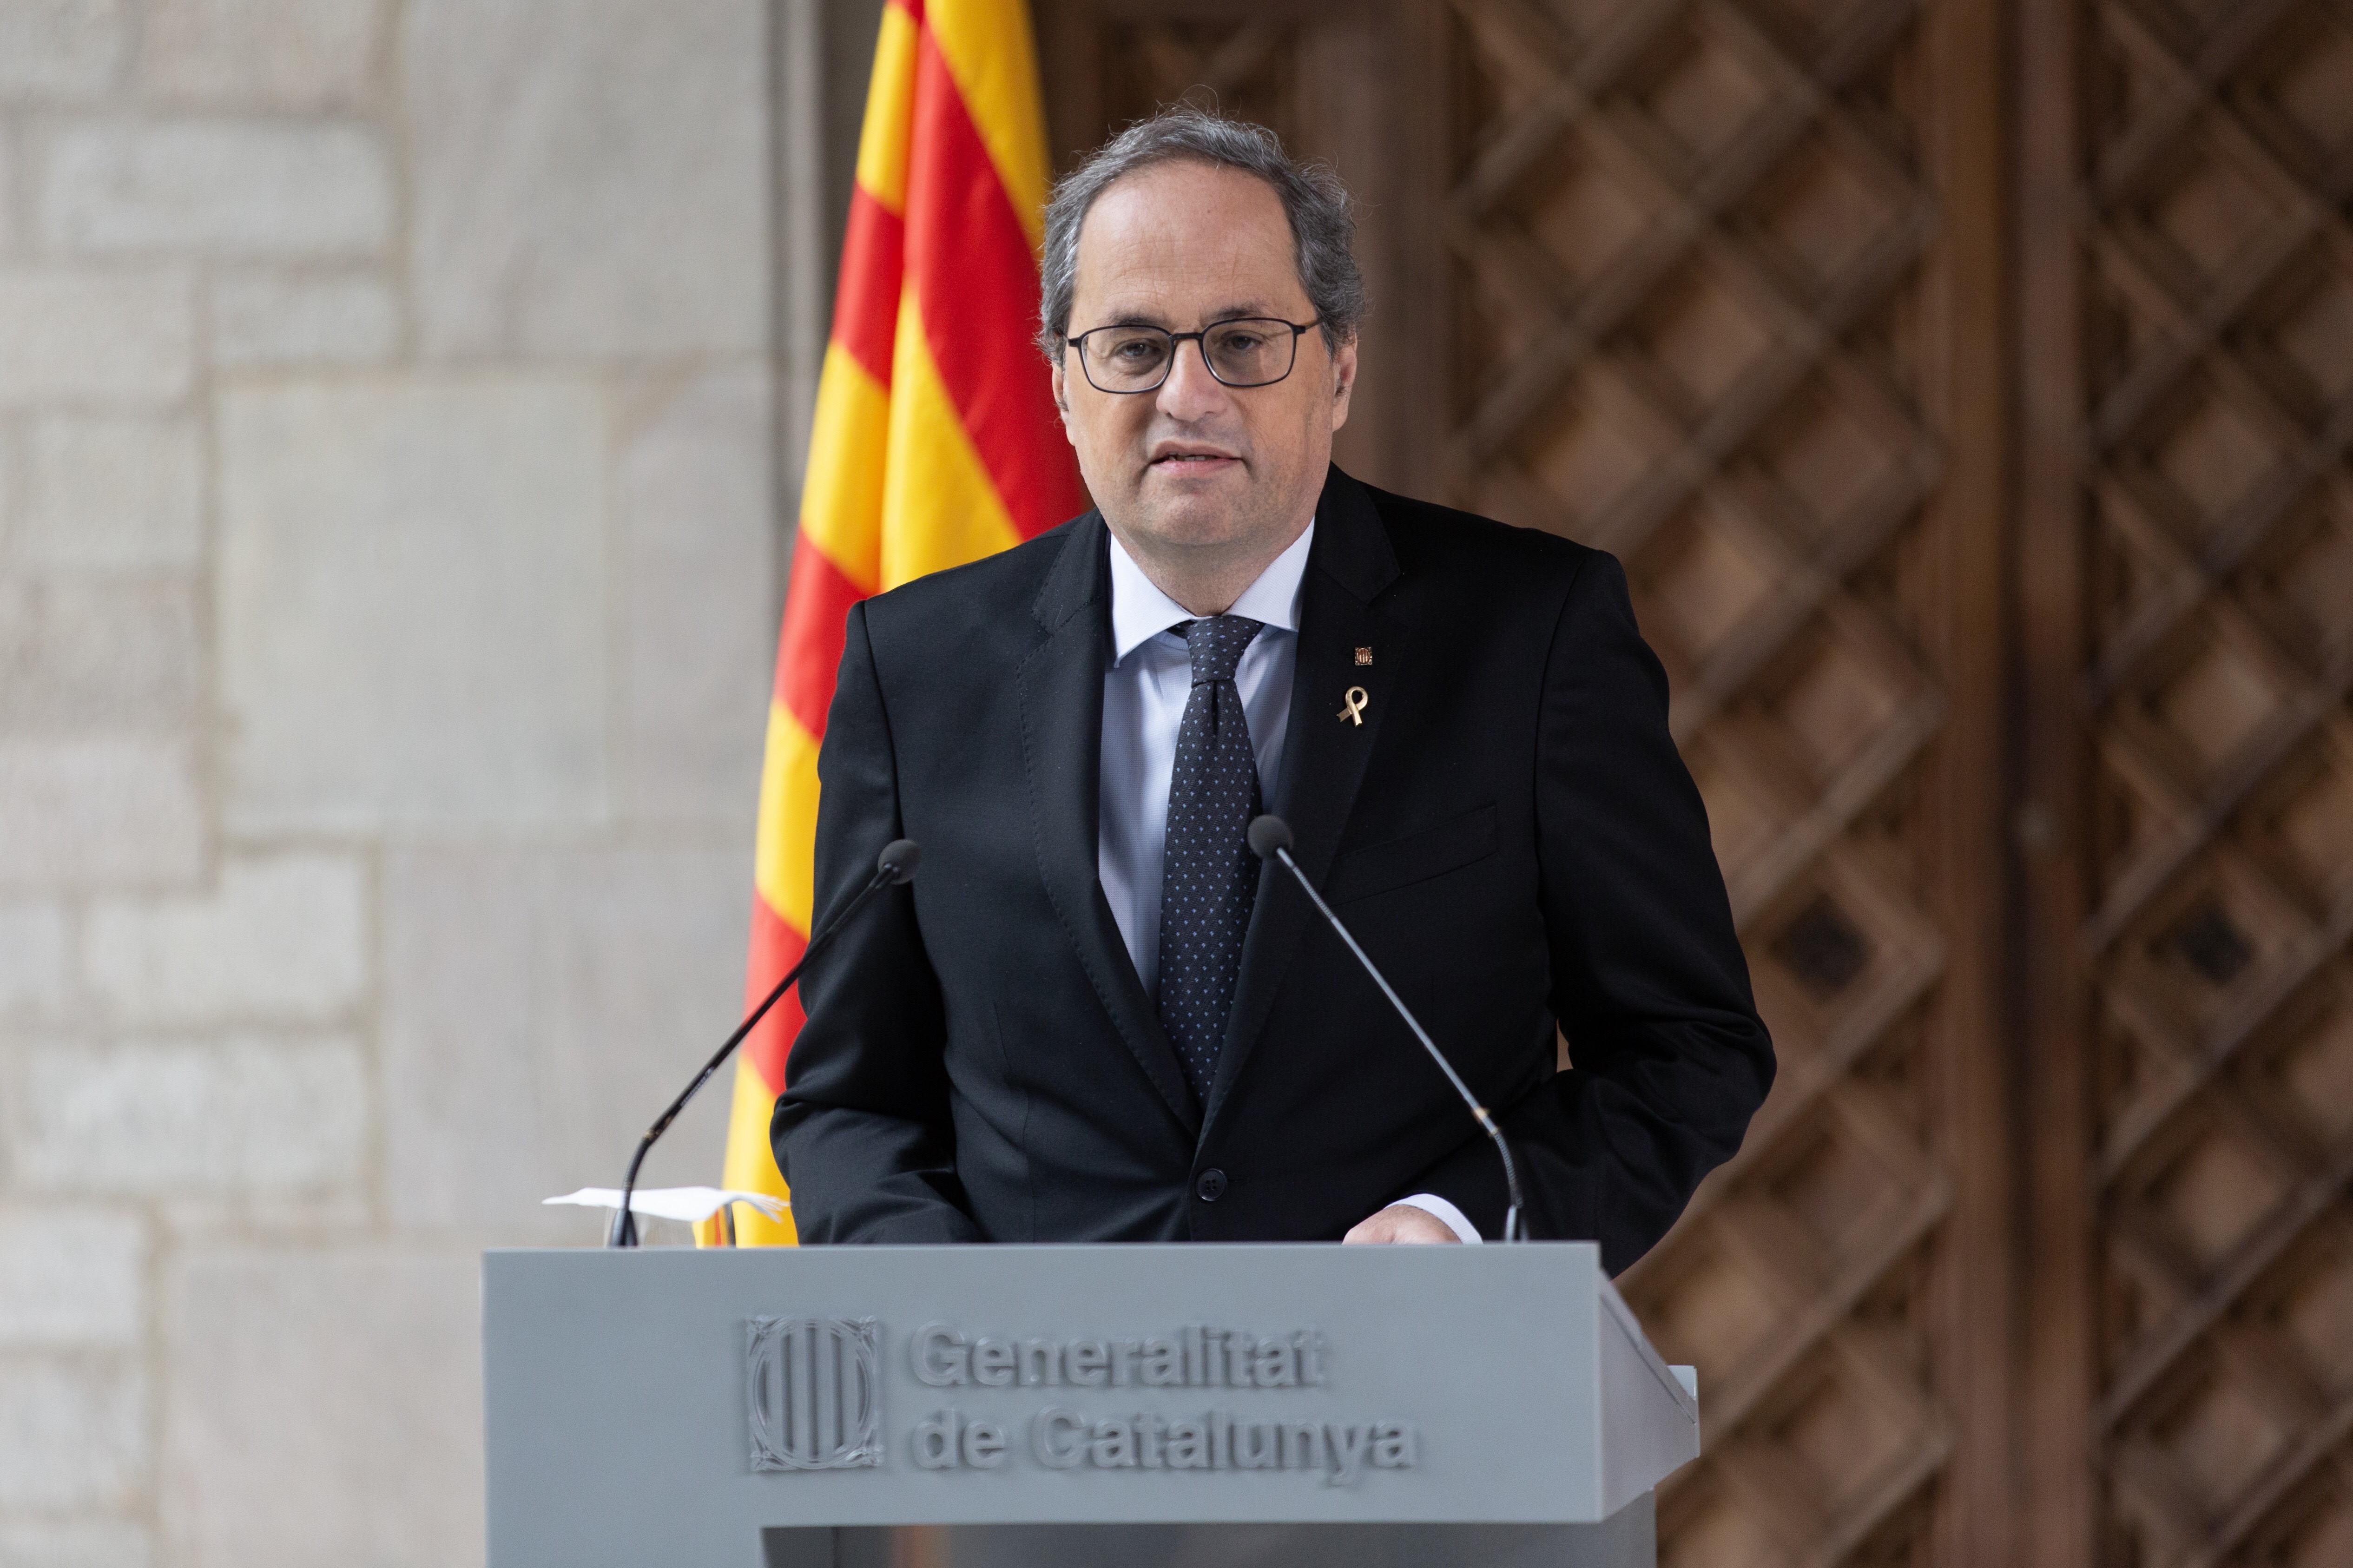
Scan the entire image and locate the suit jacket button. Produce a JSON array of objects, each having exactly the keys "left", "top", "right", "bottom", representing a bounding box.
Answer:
[{"left": 1195, "top": 1168, "right": 1227, "bottom": 1202}]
